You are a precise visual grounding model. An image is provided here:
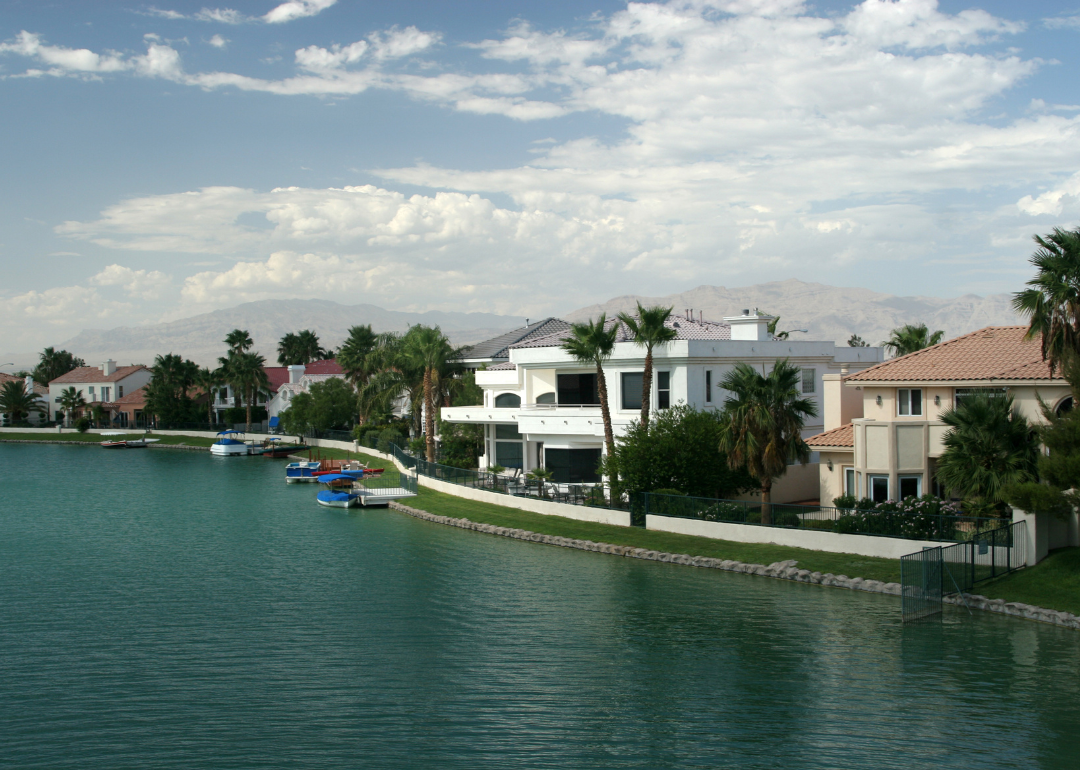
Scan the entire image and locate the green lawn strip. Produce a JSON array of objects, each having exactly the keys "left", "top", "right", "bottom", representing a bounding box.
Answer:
[
  {"left": 0, "top": 432, "right": 217, "bottom": 447},
  {"left": 975, "top": 547, "right": 1080, "bottom": 617},
  {"left": 406, "top": 487, "right": 901, "bottom": 583}
]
